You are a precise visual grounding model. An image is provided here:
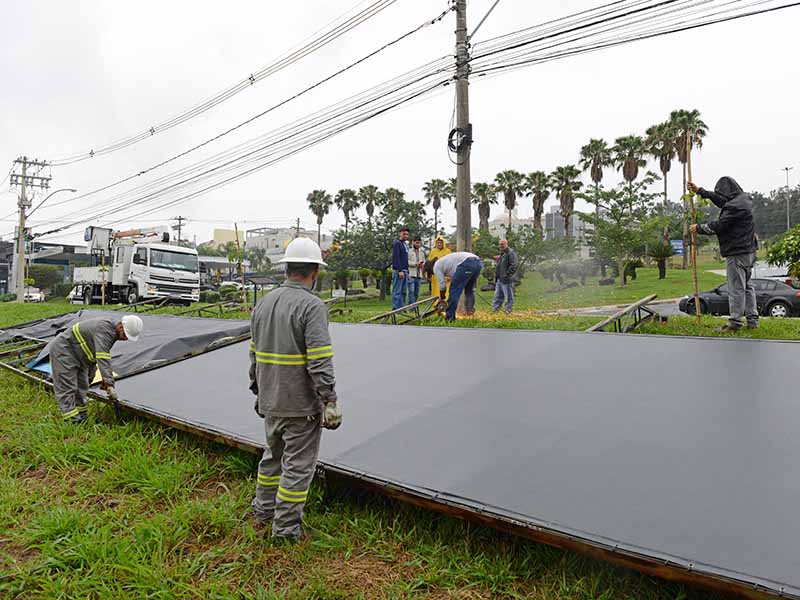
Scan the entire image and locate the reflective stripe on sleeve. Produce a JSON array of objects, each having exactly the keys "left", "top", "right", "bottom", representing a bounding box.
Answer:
[{"left": 72, "top": 324, "right": 95, "bottom": 363}]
